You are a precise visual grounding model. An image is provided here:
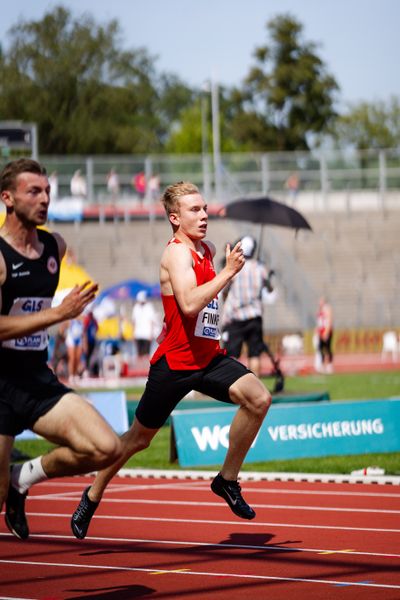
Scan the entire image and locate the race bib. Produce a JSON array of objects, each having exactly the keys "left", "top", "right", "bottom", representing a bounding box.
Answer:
[
  {"left": 194, "top": 297, "right": 221, "bottom": 340},
  {"left": 2, "top": 296, "right": 52, "bottom": 351}
]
